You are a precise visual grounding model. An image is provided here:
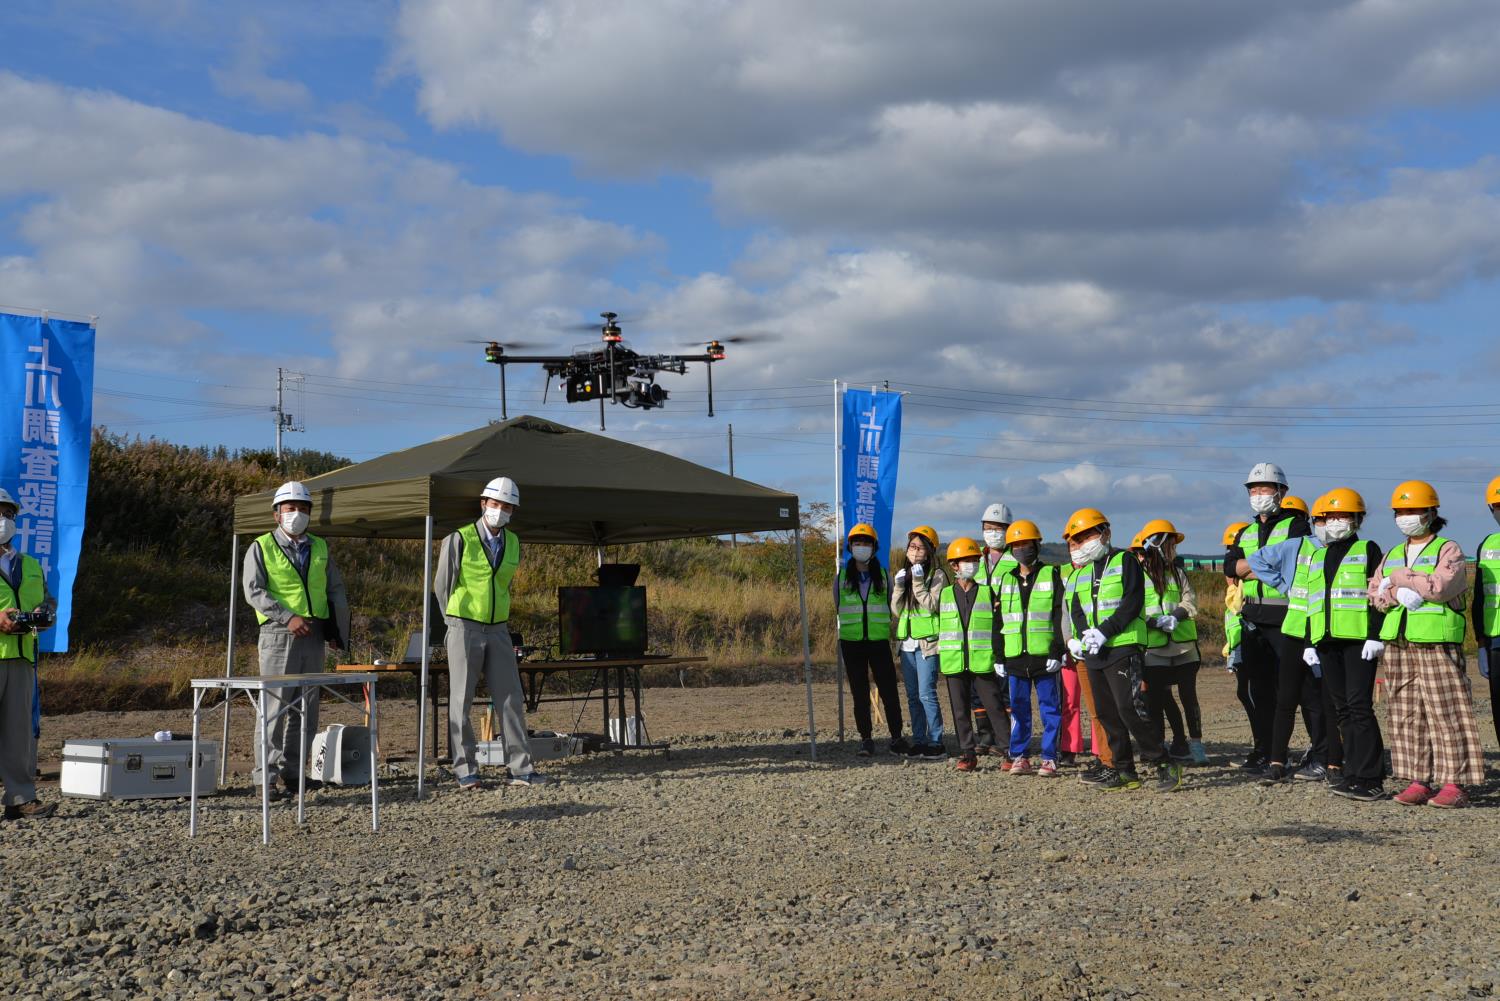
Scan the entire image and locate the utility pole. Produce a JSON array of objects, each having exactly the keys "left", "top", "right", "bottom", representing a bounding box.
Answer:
[
  {"left": 274, "top": 368, "right": 305, "bottom": 464},
  {"left": 728, "top": 423, "right": 737, "bottom": 550}
]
